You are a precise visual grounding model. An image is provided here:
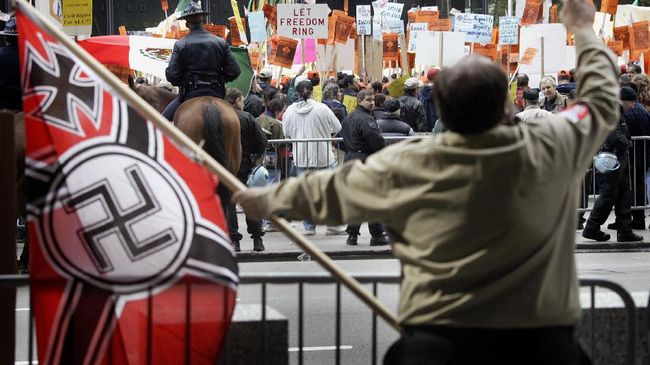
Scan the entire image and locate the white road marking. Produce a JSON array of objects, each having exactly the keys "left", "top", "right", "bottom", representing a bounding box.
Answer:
[
  {"left": 288, "top": 345, "right": 353, "bottom": 352},
  {"left": 15, "top": 308, "right": 30, "bottom": 312}
]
